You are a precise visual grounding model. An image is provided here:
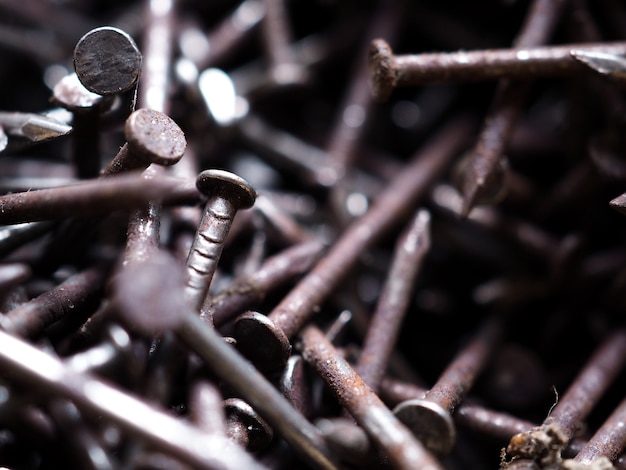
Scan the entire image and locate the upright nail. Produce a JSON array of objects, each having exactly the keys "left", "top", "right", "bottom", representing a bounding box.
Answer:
[{"left": 185, "top": 169, "right": 256, "bottom": 312}]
